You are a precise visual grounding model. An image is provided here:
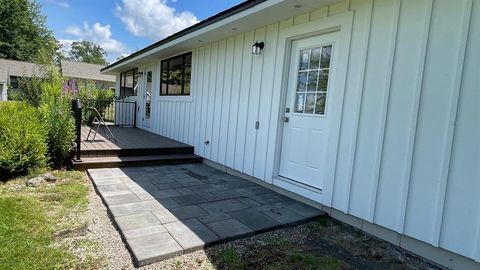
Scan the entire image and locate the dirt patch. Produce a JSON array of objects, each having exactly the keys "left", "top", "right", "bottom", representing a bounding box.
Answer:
[{"left": 205, "top": 216, "right": 444, "bottom": 270}]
